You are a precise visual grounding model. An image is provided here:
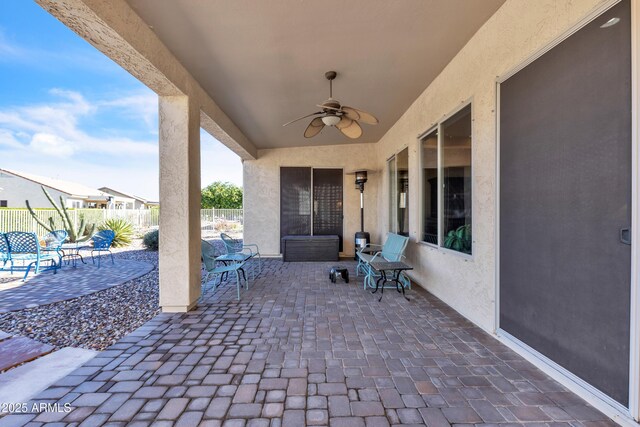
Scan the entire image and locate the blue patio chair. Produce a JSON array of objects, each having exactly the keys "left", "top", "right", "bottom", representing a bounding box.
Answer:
[
  {"left": 357, "top": 233, "right": 411, "bottom": 289},
  {"left": 5, "top": 231, "right": 60, "bottom": 280},
  {"left": 88, "top": 230, "right": 115, "bottom": 268},
  {"left": 221, "top": 233, "right": 261, "bottom": 276},
  {"left": 201, "top": 239, "right": 247, "bottom": 300},
  {"left": 41, "top": 230, "right": 68, "bottom": 265},
  {"left": 0, "top": 233, "right": 9, "bottom": 270}
]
